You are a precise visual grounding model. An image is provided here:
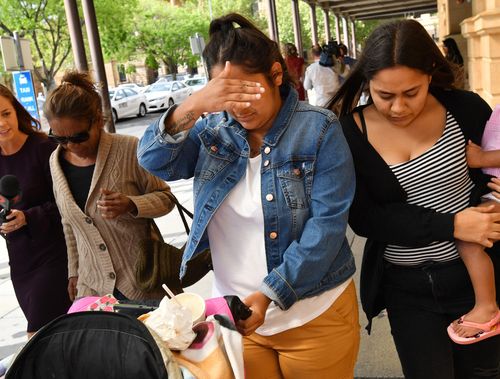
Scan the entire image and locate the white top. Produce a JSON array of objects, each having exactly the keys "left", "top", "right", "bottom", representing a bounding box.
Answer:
[
  {"left": 303, "top": 62, "right": 341, "bottom": 107},
  {"left": 207, "top": 154, "right": 351, "bottom": 335}
]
